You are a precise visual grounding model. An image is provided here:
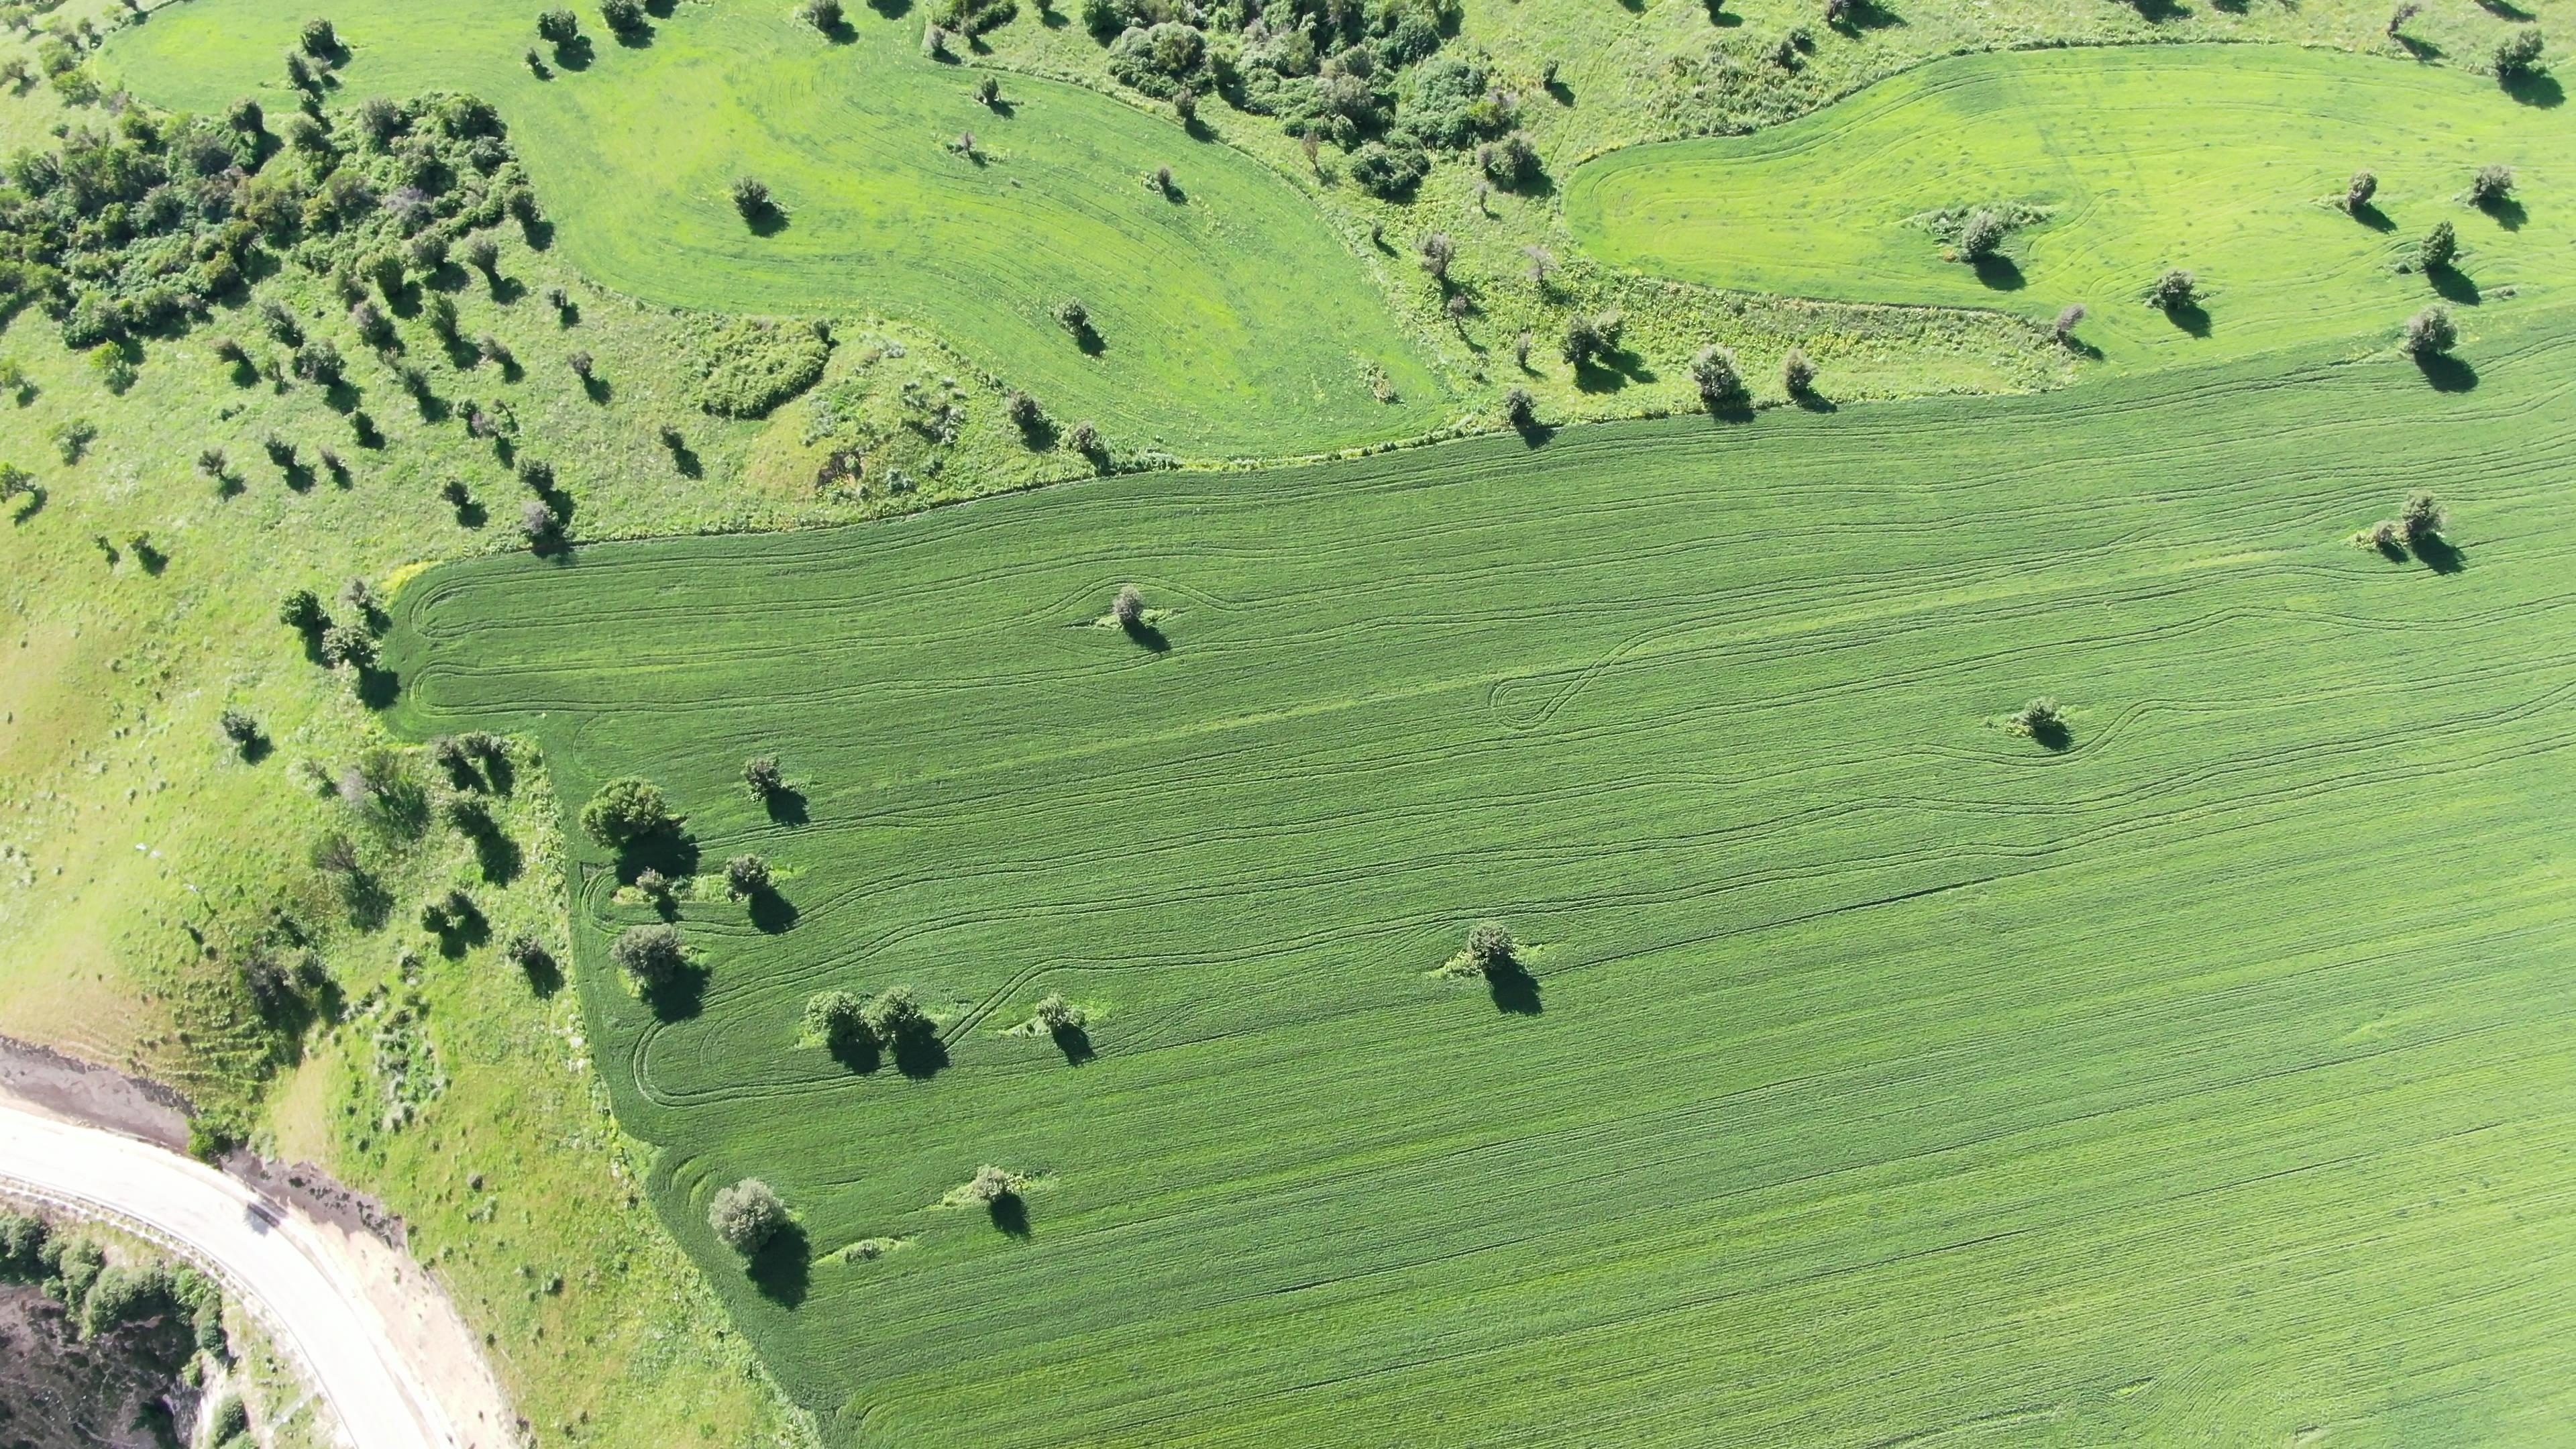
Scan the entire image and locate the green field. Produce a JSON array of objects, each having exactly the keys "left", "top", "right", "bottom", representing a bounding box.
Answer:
[
  {"left": 385, "top": 292, "right": 2576, "bottom": 1442},
  {"left": 1567, "top": 46, "right": 2568, "bottom": 371},
  {"left": 103, "top": 0, "right": 1454, "bottom": 456}
]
